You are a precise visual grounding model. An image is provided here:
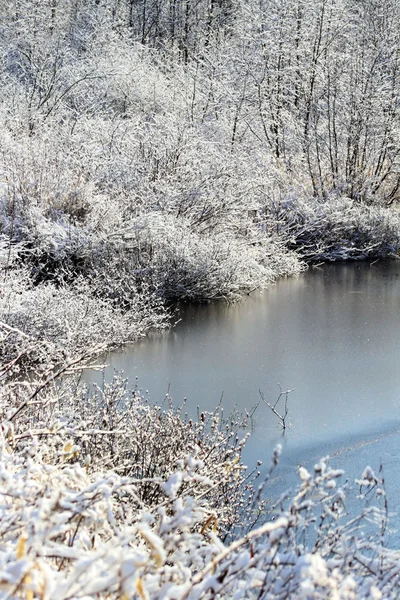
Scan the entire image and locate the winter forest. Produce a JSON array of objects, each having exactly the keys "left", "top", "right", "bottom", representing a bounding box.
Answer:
[{"left": 2, "top": 0, "right": 400, "bottom": 597}]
